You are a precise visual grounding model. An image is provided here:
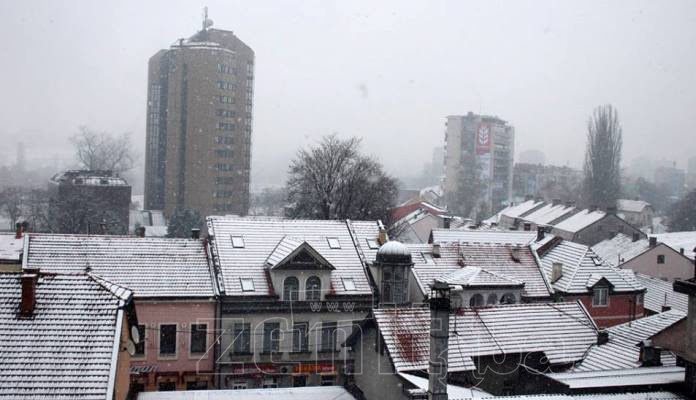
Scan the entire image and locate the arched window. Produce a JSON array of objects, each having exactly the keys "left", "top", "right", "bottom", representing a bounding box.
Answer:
[
  {"left": 501, "top": 293, "right": 516, "bottom": 304},
  {"left": 487, "top": 293, "right": 498, "bottom": 305},
  {"left": 306, "top": 276, "right": 321, "bottom": 301},
  {"left": 283, "top": 277, "right": 299, "bottom": 301},
  {"left": 469, "top": 294, "right": 484, "bottom": 308}
]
